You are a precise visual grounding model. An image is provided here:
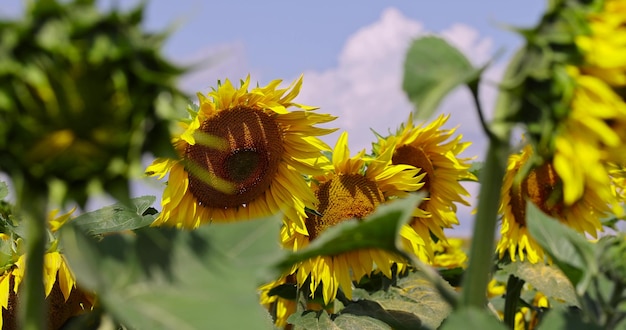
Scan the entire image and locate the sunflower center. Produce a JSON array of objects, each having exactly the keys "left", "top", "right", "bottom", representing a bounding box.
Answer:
[
  {"left": 185, "top": 106, "right": 284, "bottom": 208},
  {"left": 392, "top": 144, "right": 434, "bottom": 192},
  {"left": 305, "top": 174, "right": 385, "bottom": 240},
  {"left": 510, "top": 162, "right": 564, "bottom": 226}
]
